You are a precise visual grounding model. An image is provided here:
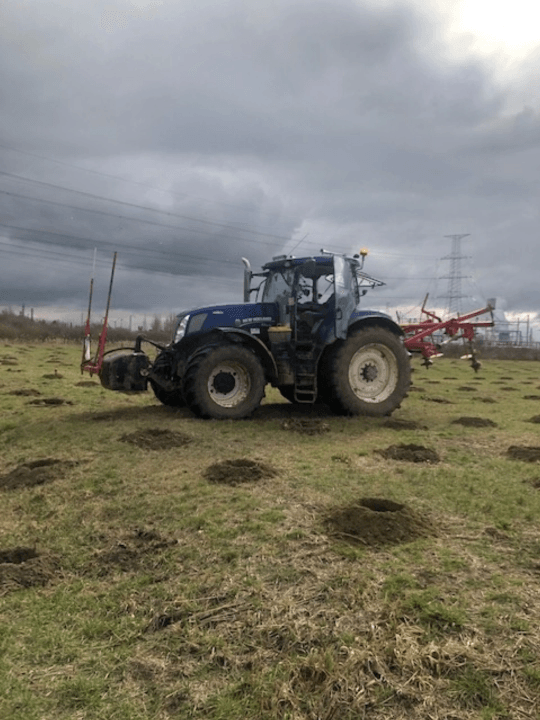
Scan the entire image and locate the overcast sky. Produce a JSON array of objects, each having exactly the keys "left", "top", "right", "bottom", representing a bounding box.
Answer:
[{"left": 1, "top": 0, "right": 539, "bottom": 325}]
